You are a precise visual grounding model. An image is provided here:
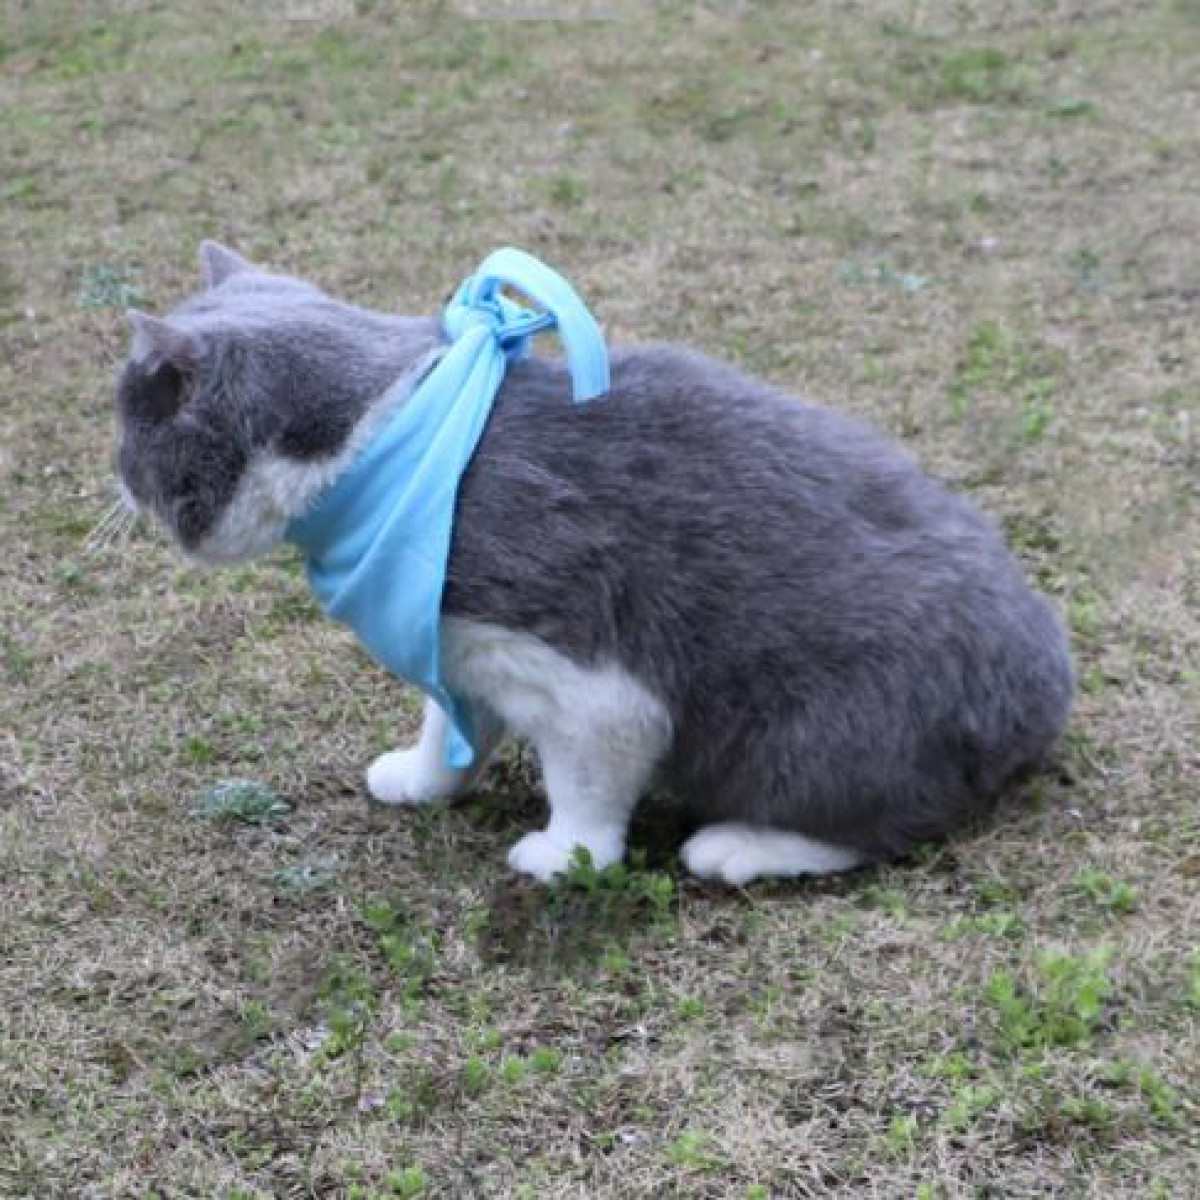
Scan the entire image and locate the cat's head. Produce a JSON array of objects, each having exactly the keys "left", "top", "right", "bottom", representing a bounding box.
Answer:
[{"left": 114, "top": 241, "right": 440, "bottom": 564}]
